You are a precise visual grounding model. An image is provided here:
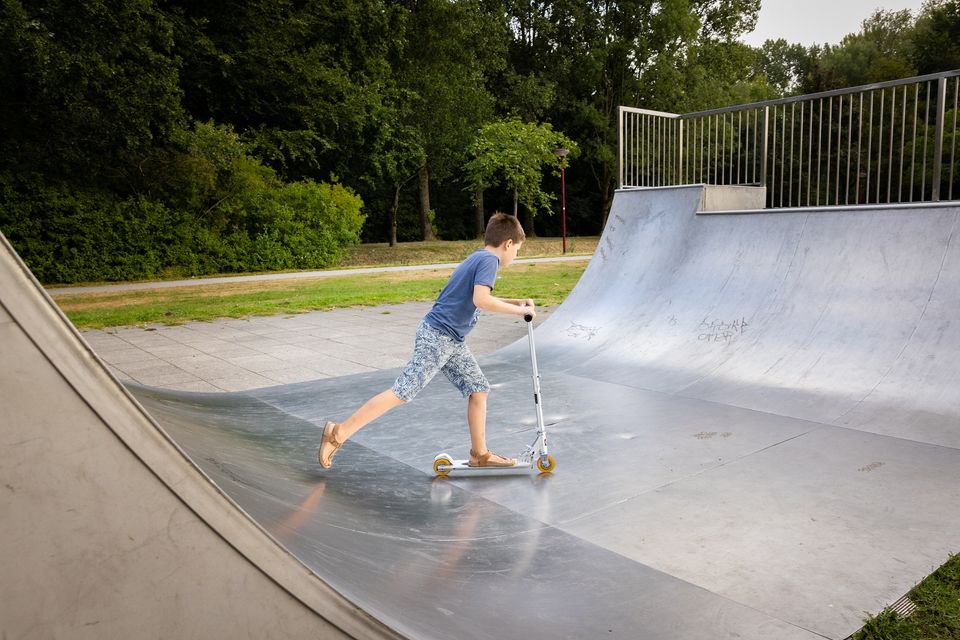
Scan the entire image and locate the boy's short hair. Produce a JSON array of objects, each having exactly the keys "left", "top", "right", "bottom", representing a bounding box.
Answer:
[{"left": 484, "top": 212, "right": 526, "bottom": 247}]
